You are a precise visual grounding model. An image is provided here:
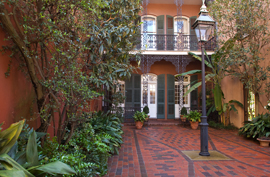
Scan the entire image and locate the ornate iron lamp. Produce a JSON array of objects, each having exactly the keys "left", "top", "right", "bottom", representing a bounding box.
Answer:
[{"left": 192, "top": 0, "right": 215, "bottom": 156}]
